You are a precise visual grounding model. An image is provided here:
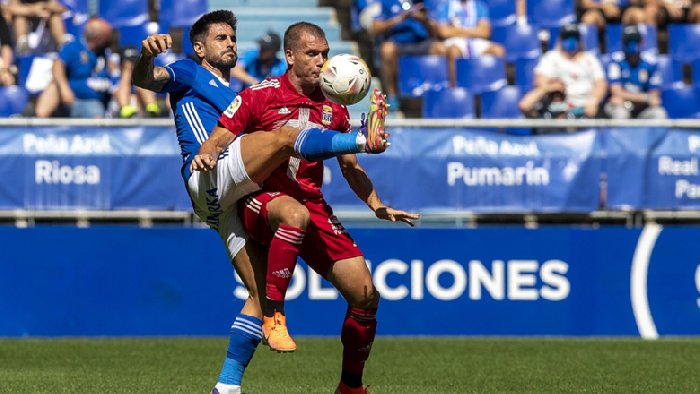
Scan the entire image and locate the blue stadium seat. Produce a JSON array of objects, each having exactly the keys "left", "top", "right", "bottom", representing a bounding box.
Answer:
[
  {"left": 514, "top": 57, "right": 539, "bottom": 90},
  {"left": 492, "top": 23, "right": 541, "bottom": 62},
  {"left": 656, "top": 55, "right": 684, "bottom": 90},
  {"left": 480, "top": 86, "right": 524, "bottom": 119},
  {"left": 691, "top": 59, "right": 700, "bottom": 88},
  {"left": 668, "top": 24, "right": 700, "bottom": 63},
  {"left": 118, "top": 24, "right": 158, "bottom": 49},
  {"left": 160, "top": 0, "right": 209, "bottom": 31},
  {"left": 422, "top": 88, "right": 474, "bottom": 119},
  {"left": 0, "top": 86, "right": 28, "bottom": 117},
  {"left": 455, "top": 56, "right": 507, "bottom": 94},
  {"left": 398, "top": 56, "right": 448, "bottom": 98},
  {"left": 662, "top": 86, "right": 700, "bottom": 118},
  {"left": 526, "top": 0, "right": 575, "bottom": 28},
  {"left": 99, "top": 0, "right": 149, "bottom": 27},
  {"left": 487, "top": 0, "right": 517, "bottom": 26},
  {"left": 605, "top": 24, "right": 657, "bottom": 54},
  {"left": 548, "top": 25, "right": 599, "bottom": 54}
]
